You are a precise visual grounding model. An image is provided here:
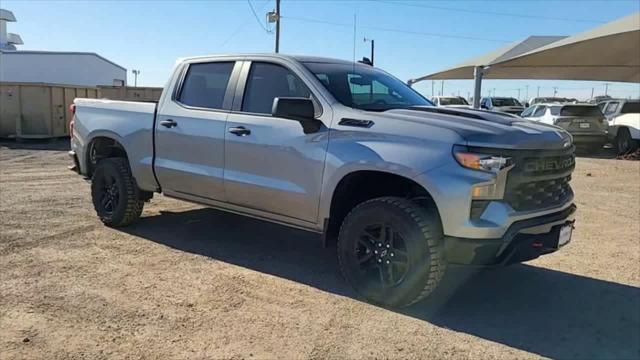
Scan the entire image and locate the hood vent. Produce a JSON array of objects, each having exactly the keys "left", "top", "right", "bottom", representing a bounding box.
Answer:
[{"left": 339, "top": 118, "right": 375, "bottom": 128}]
